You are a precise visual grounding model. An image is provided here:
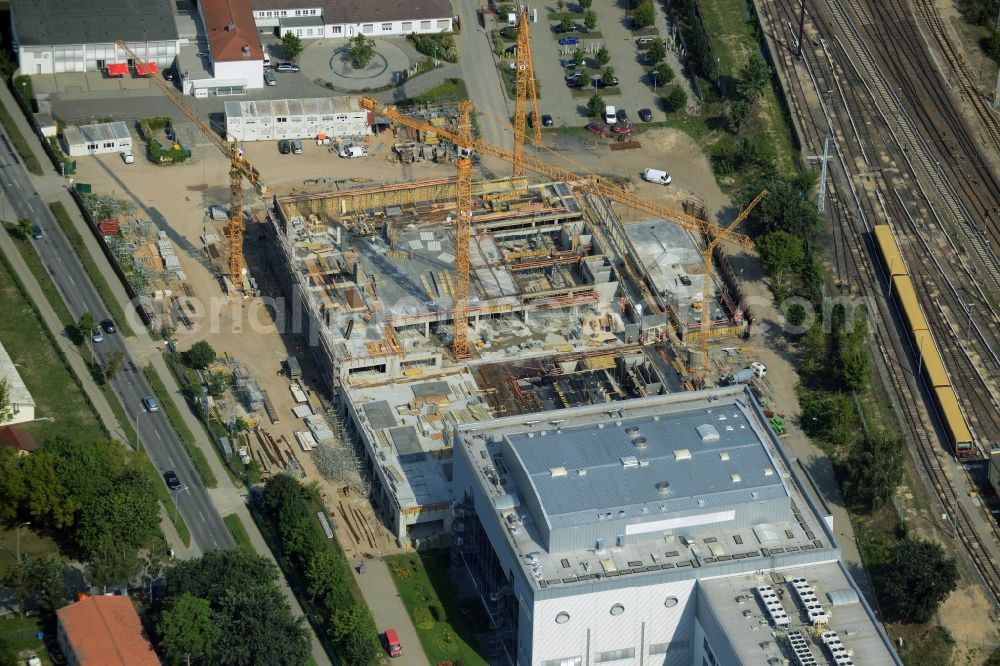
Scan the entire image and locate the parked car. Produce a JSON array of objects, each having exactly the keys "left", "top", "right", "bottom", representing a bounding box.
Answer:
[
  {"left": 100, "top": 319, "right": 117, "bottom": 334},
  {"left": 679, "top": 274, "right": 693, "bottom": 286},
  {"left": 121, "top": 150, "right": 134, "bottom": 164},
  {"left": 163, "top": 470, "right": 181, "bottom": 490},
  {"left": 636, "top": 37, "right": 655, "bottom": 48},
  {"left": 560, "top": 59, "right": 578, "bottom": 70},
  {"left": 616, "top": 109, "right": 629, "bottom": 124},
  {"left": 142, "top": 396, "right": 160, "bottom": 412},
  {"left": 642, "top": 168, "right": 672, "bottom": 185},
  {"left": 604, "top": 105, "right": 617, "bottom": 124},
  {"left": 566, "top": 77, "right": 584, "bottom": 89},
  {"left": 92, "top": 329, "right": 104, "bottom": 343},
  {"left": 383, "top": 628, "right": 403, "bottom": 658},
  {"left": 564, "top": 71, "right": 582, "bottom": 82},
  {"left": 162, "top": 68, "right": 175, "bottom": 81},
  {"left": 541, "top": 114, "right": 554, "bottom": 127},
  {"left": 264, "top": 69, "right": 277, "bottom": 86},
  {"left": 638, "top": 108, "right": 653, "bottom": 122},
  {"left": 558, "top": 36, "right": 580, "bottom": 46},
  {"left": 553, "top": 23, "right": 577, "bottom": 34},
  {"left": 612, "top": 123, "right": 633, "bottom": 136},
  {"left": 291, "top": 139, "right": 303, "bottom": 154},
  {"left": 500, "top": 26, "right": 519, "bottom": 39},
  {"left": 585, "top": 123, "right": 607, "bottom": 136},
  {"left": 750, "top": 361, "right": 767, "bottom": 378},
  {"left": 31, "top": 224, "right": 43, "bottom": 239},
  {"left": 275, "top": 62, "right": 300, "bottom": 73},
  {"left": 278, "top": 140, "right": 291, "bottom": 154},
  {"left": 592, "top": 75, "right": 619, "bottom": 88}
]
